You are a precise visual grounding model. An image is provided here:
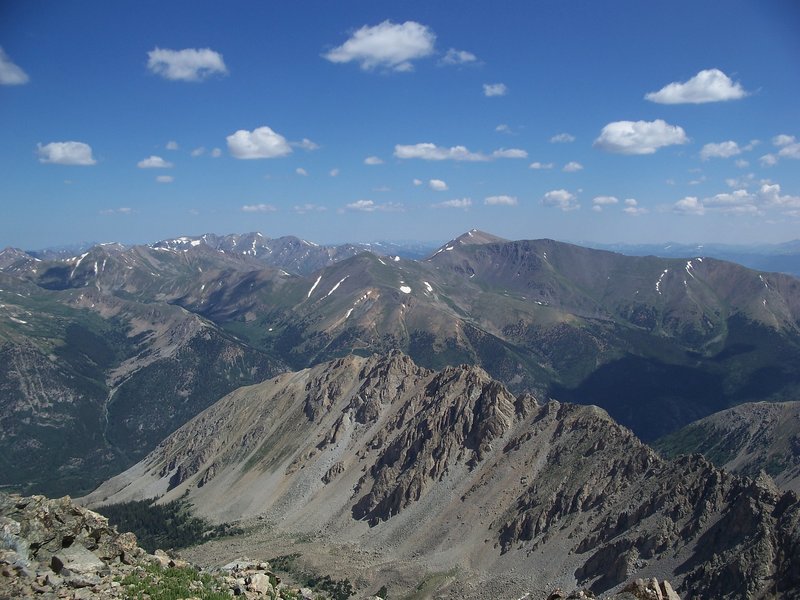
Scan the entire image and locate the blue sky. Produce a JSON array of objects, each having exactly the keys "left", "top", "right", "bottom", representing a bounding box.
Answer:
[{"left": 1, "top": 0, "right": 799, "bottom": 249}]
